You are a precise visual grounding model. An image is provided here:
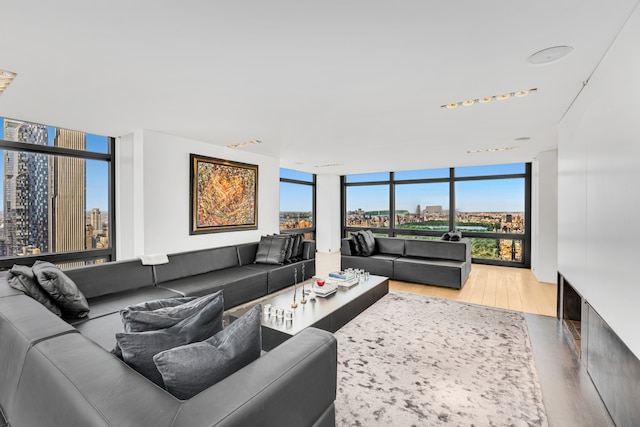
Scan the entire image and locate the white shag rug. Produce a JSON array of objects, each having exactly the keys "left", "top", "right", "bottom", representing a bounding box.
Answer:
[{"left": 334, "top": 291, "right": 548, "bottom": 427}]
